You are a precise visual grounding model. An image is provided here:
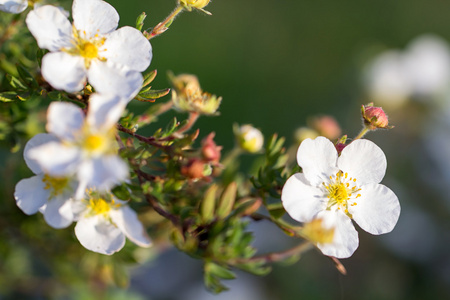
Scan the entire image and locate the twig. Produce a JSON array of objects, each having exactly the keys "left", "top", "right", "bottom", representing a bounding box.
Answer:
[{"left": 230, "top": 242, "right": 312, "bottom": 265}]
